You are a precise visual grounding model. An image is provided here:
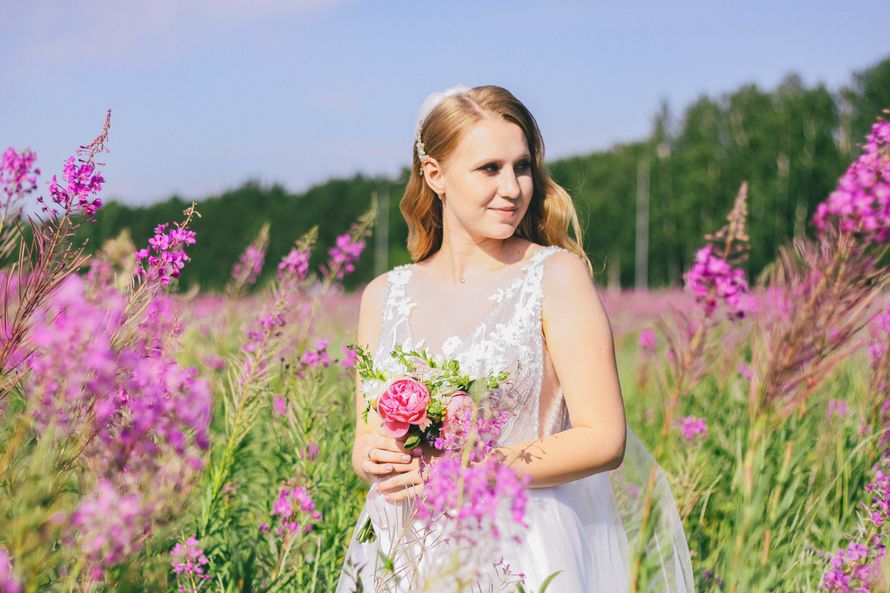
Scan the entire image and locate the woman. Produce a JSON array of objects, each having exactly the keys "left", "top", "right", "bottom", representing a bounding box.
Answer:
[{"left": 337, "top": 84, "right": 694, "bottom": 592}]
